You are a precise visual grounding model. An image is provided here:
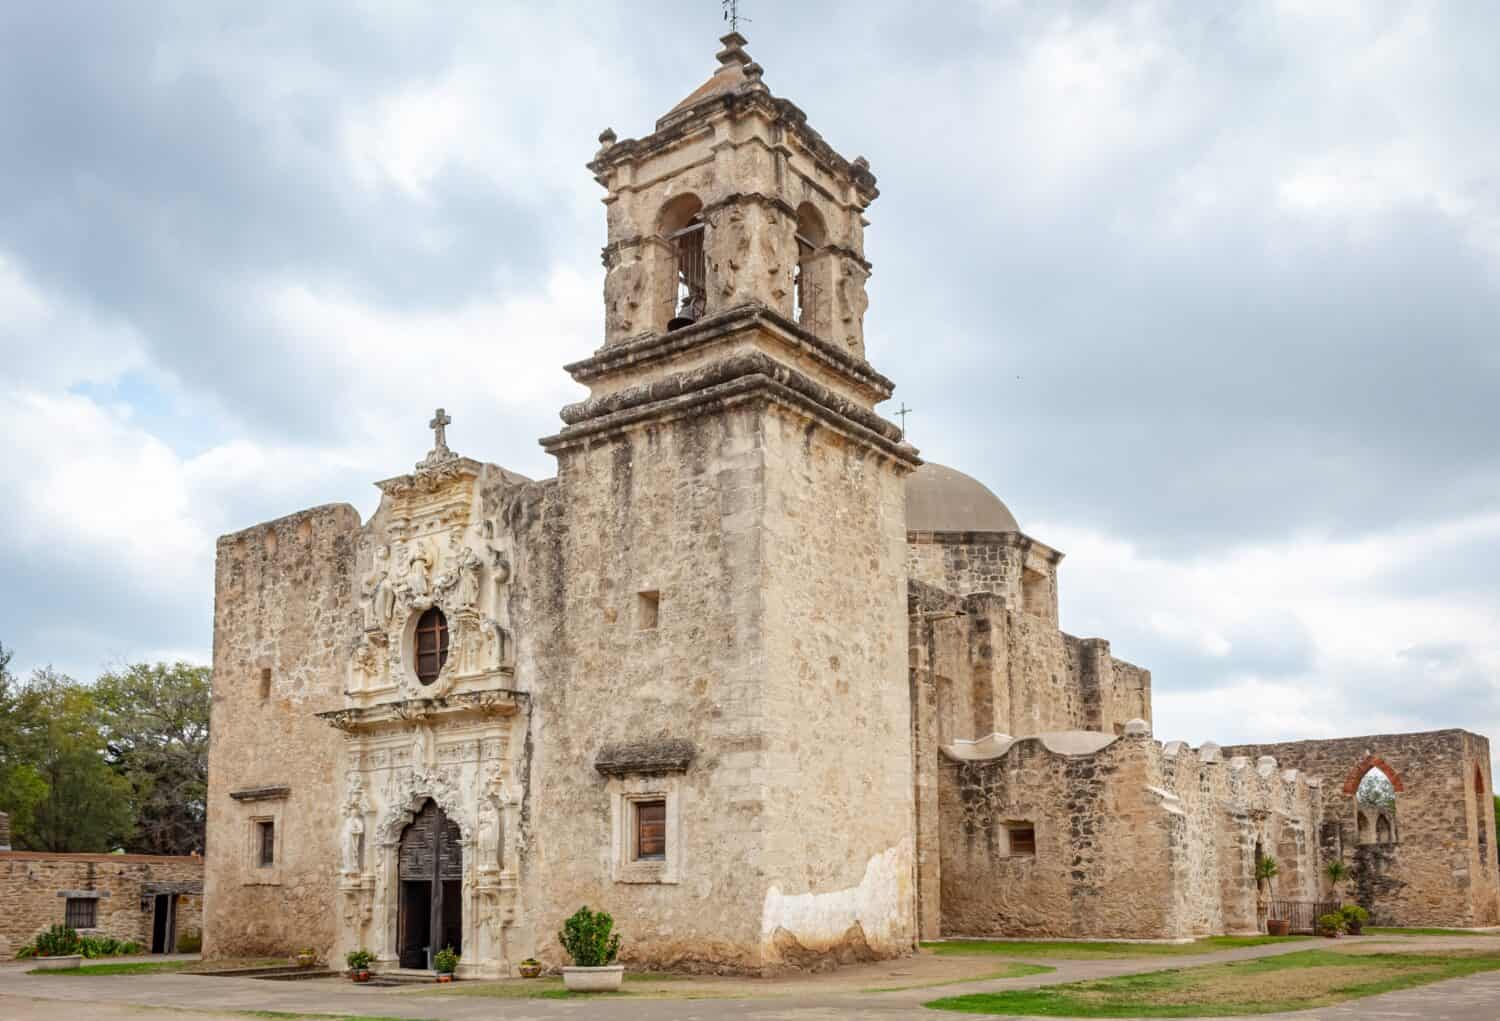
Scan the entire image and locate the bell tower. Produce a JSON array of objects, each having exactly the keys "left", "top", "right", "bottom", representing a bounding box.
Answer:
[
  {"left": 537, "top": 35, "right": 918, "bottom": 971},
  {"left": 590, "top": 32, "right": 879, "bottom": 360}
]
